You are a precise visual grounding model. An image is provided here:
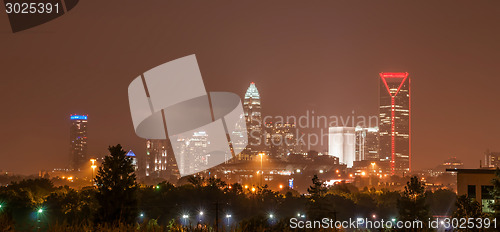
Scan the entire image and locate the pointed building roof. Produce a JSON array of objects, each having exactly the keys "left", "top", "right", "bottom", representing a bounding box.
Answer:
[
  {"left": 126, "top": 150, "right": 136, "bottom": 157},
  {"left": 244, "top": 82, "right": 260, "bottom": 99}
]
